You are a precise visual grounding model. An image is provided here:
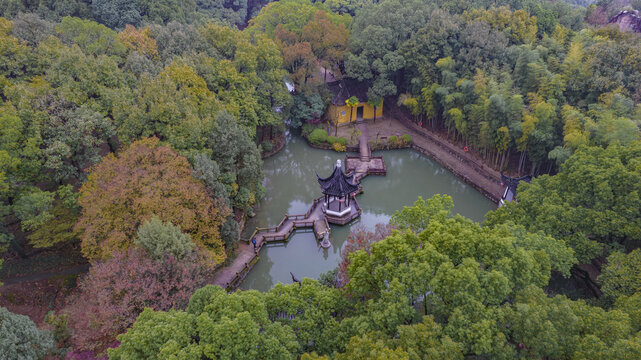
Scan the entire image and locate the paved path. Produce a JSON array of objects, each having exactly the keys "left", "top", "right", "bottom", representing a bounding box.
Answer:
[
  {"left": 346, "top": 123, "right": 387, "bottom": 182},
  {"left": 358, "top": 123, "right": 371, "bottom": 161},
  {"left": 210, "top": 198, "right": 329, "bottom": 289},
  {"left": 396, "top": 120, "right": 503, "bottom": 202},
  {"left": 340, "top": 106, "right": 504, "bottom": 202}
]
